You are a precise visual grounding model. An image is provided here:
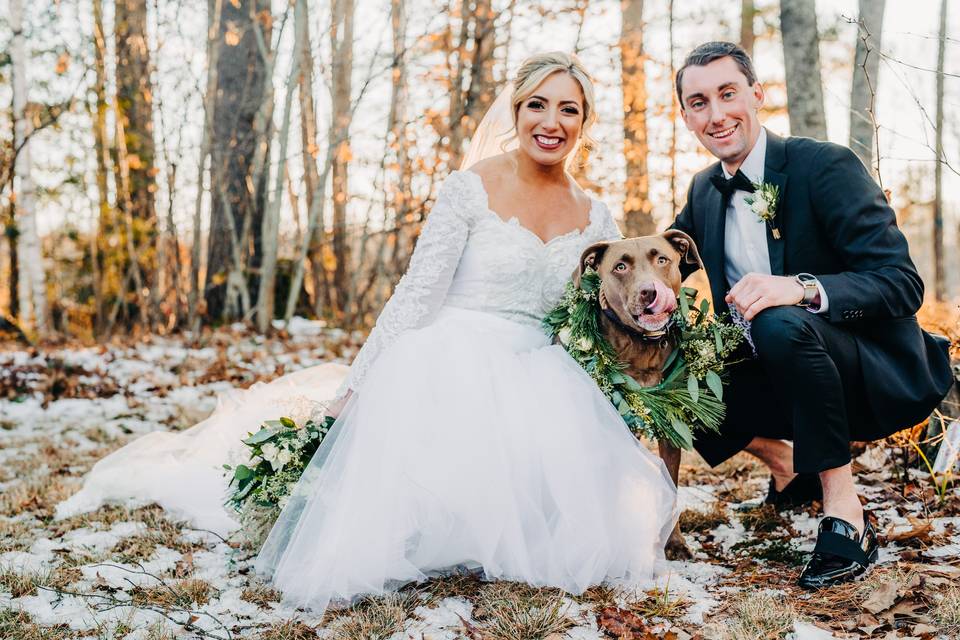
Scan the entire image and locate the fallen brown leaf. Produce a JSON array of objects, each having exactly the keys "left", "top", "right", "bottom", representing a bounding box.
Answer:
[{"left": 863, "top": 580, "right": 900, "bottom": 614}]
